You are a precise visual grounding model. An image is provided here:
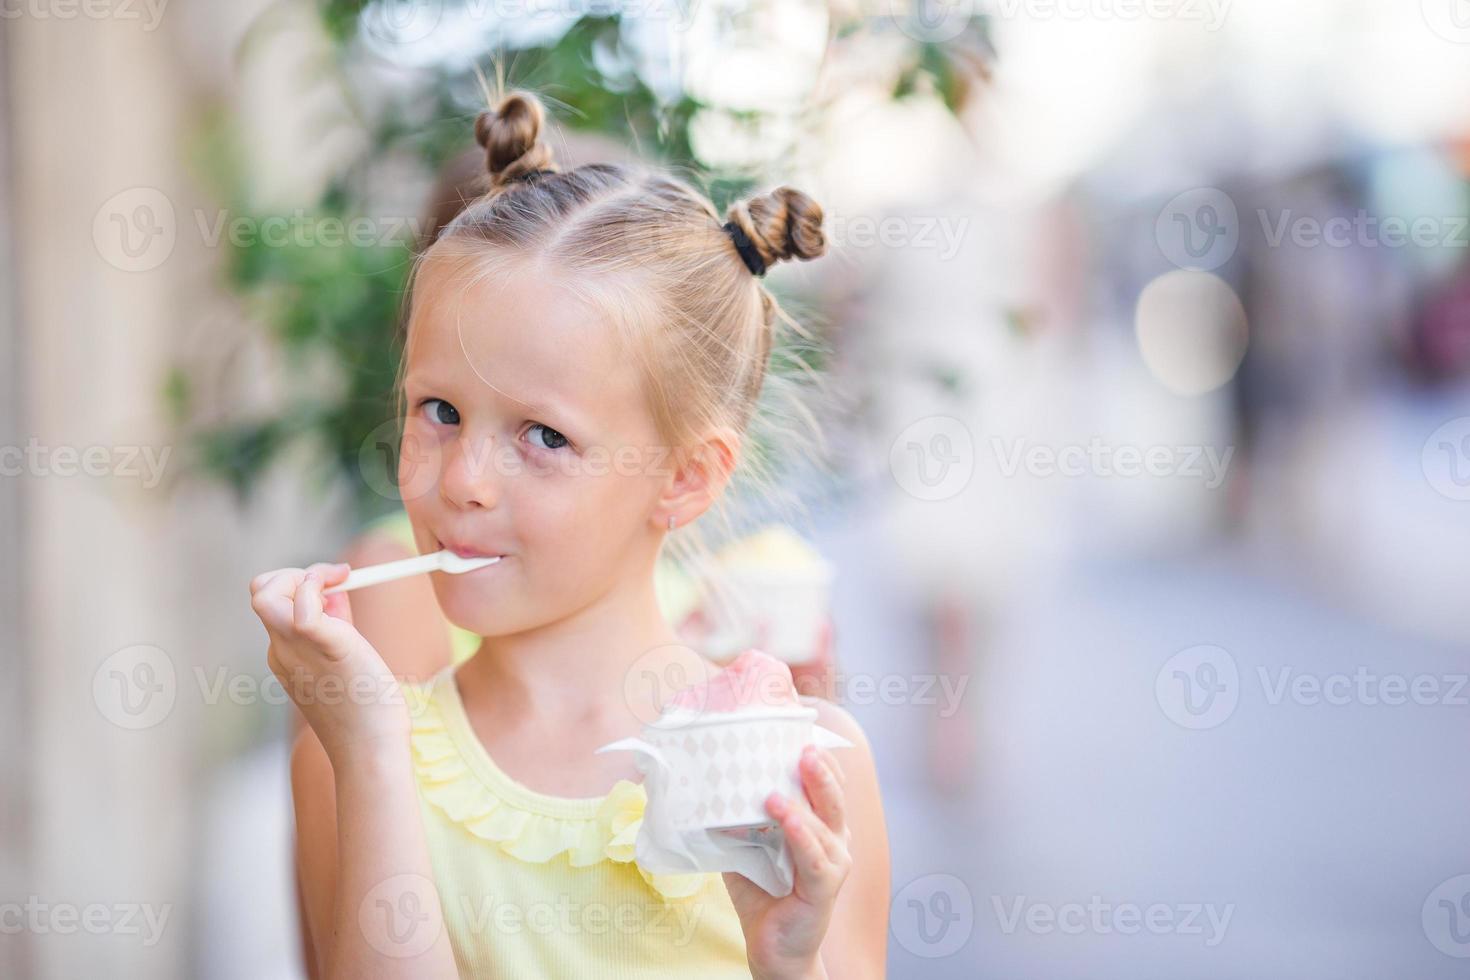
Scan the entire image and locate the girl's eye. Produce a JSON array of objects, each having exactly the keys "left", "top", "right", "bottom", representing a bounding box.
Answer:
[
  {"left": 526, "top": 423, "right": 569, "bottom": 451},
  {"left": 421, "top": 399, "right": 460, "bottom": 425}
]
